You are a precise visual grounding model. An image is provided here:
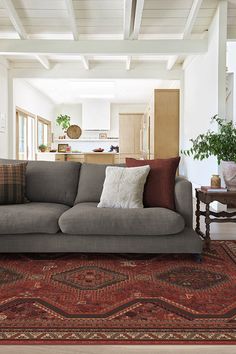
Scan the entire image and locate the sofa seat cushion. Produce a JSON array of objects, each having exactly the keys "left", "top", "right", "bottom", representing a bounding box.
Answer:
[
  {"left": 0, "top": 203, "right": 70, "bottom": 235},
  {"left": 59, "top": 202, "right": 185, "bottom": 236}
]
